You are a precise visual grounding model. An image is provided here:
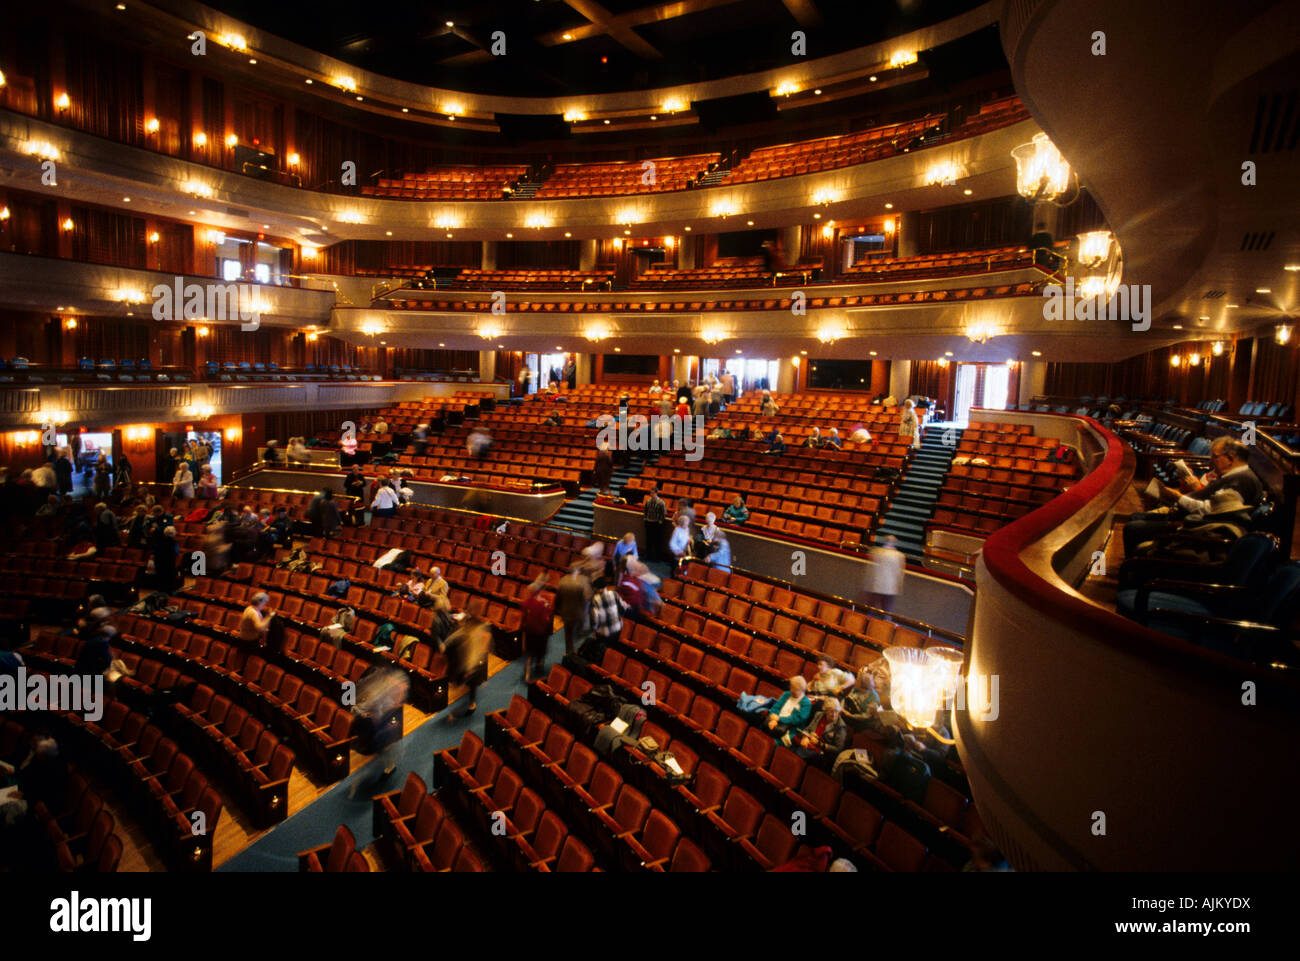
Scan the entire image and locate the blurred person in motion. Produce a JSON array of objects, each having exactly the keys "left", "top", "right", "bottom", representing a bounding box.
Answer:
[
  {"left": 348, "top": 666, "right": 410, "bottom": 798},
  {"left": 520, "top": 575, "right": 555, "bottom": 684},
  {"left": 864, "top": 534, "right": 905, "bottom": 613},
  {"left": 443, "top": 615, "right": 491, "bottom": 721}
]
